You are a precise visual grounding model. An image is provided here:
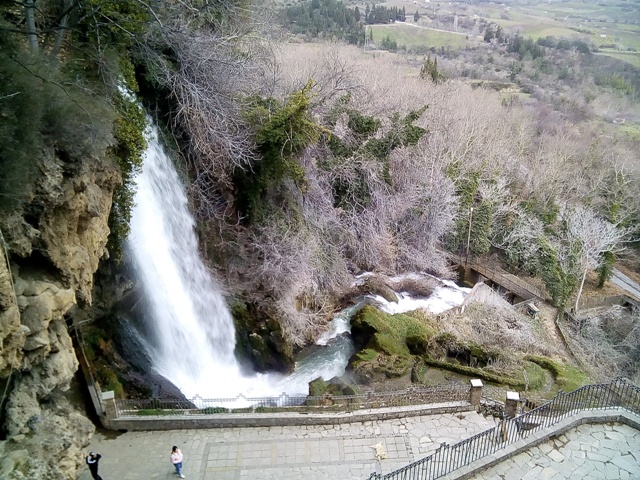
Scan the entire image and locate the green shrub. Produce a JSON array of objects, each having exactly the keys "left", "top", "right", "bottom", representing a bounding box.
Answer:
[
  {"left": 199, "top": 407, "right": 228, "bottom": 414},
  {"left": 107, "top": 83, "right": 147, "bottom": 263},
  {"left": 235, "top": 81, "right": 322, "bottom": 224},
  {"left": 136, "top": 409, "right": 172, "bottom": 416}
]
